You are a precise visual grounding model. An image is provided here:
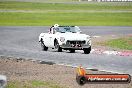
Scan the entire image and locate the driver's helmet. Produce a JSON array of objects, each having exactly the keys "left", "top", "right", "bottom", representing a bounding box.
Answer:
[{"left": 54, "top": 24, "right": 59, "bottom": 28}]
